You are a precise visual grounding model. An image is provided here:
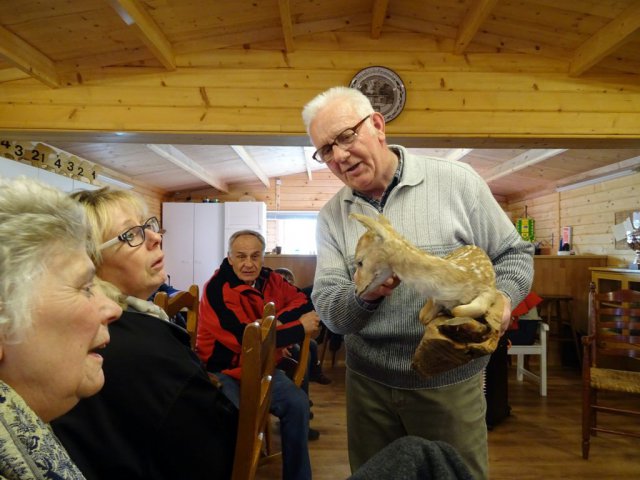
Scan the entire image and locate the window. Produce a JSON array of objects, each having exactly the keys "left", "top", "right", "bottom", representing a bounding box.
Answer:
[{"left": 267, "top": 211, "right": 318, "bottom": 254}]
